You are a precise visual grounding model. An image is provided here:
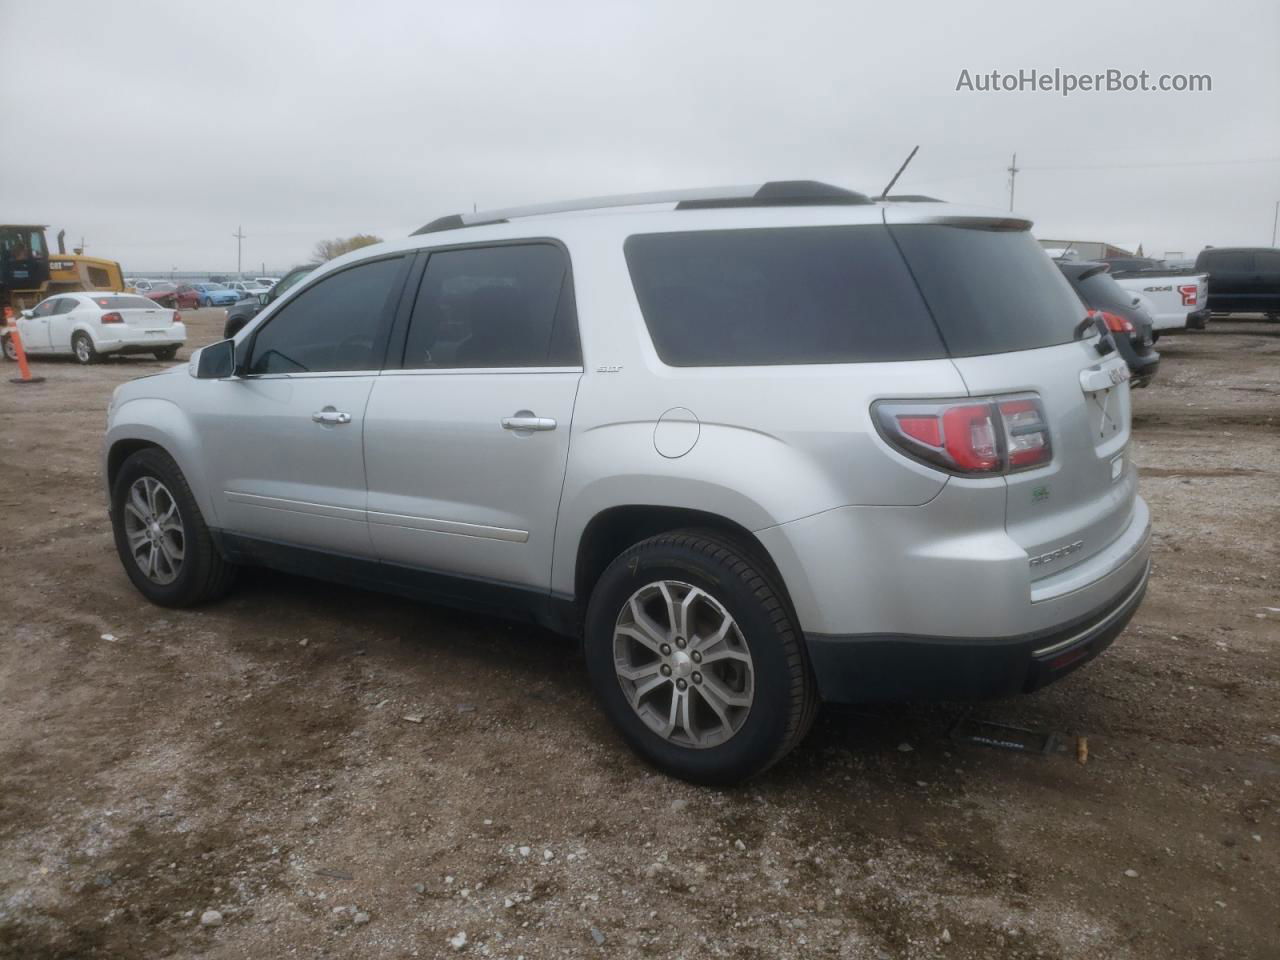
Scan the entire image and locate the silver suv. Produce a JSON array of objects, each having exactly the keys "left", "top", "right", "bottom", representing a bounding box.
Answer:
[{"left": 104, "top": 181, "right": 1151, "bottom": 783}]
